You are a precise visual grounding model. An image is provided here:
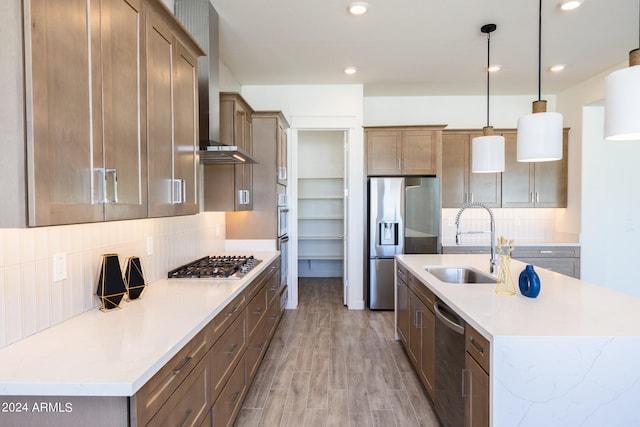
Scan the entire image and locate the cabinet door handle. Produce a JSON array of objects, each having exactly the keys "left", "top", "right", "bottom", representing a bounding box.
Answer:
[
  {"left": 469, "top": 336, "right": 484, "bottom": 355},
  {"left": 237, "top": 190, "right": 244, "bottom": 205},
  {"left": 106, "top": 168, "right": 118, "bottom": 203},
  {"left": 172, "top": 356, "right": 192, "bottom": 375},
  {"left": 470, "top": 193, "right": 474, "bottom": 203},
  {"left": 245, "top": 189, "right": 251, "bottom": 205},
  {"left": 181, "top": 179, "right": 187, "bottom": 204},
  {"left": 178, "top": 409, "right": 193, "bottom": 427},
  {"left": 224, "top": 343, "right": 239, "bottom": 355},
  {"left": 227, "top": 391, "right": 241, "bottom": 406},
  {"left": 253, "top": 307, "right": 263, "bottom": 315},
  {"left": 530, "top": 192, "right": 534, "bottom": 203},
  {"left": 226, "top": 306, "right": 239, "bottom": 317},
  {"left": 462, "top": 368, "right": 471, "bottom": 398},
  {"left": 536, "top": 192, "right": 540, "bottom": 204},
  {"left": 540, "top": 250, "right": 553, "bottom": 254}
]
